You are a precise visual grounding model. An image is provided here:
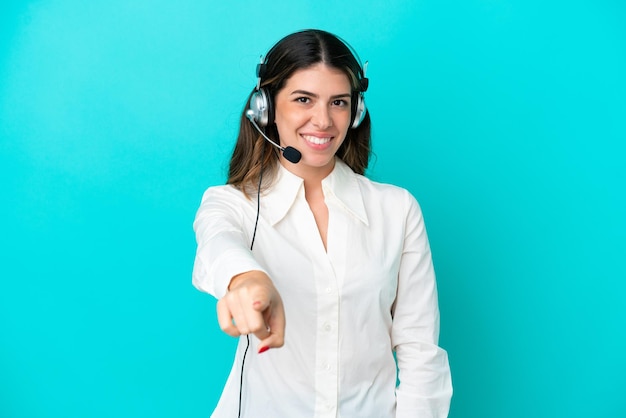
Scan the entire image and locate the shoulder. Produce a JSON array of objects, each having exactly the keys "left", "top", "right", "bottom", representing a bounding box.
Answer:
[
  {"left": 357, "top": 174, "right": 420, "bottom": 211},
  {"left": 199, "top": 184, "right": 249, "bottom": 204},
  {"left": 196, "top": 184, "right": 257, "bottom": 216},
  {"left": 333, "top": 160, "right": 423, "bottom": 220},
  {"left": 344, "top": 173, "right": 425, "bottom": 230},
  {"left": 335, "top": 158, "right": 417, "bottom": 206}
]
